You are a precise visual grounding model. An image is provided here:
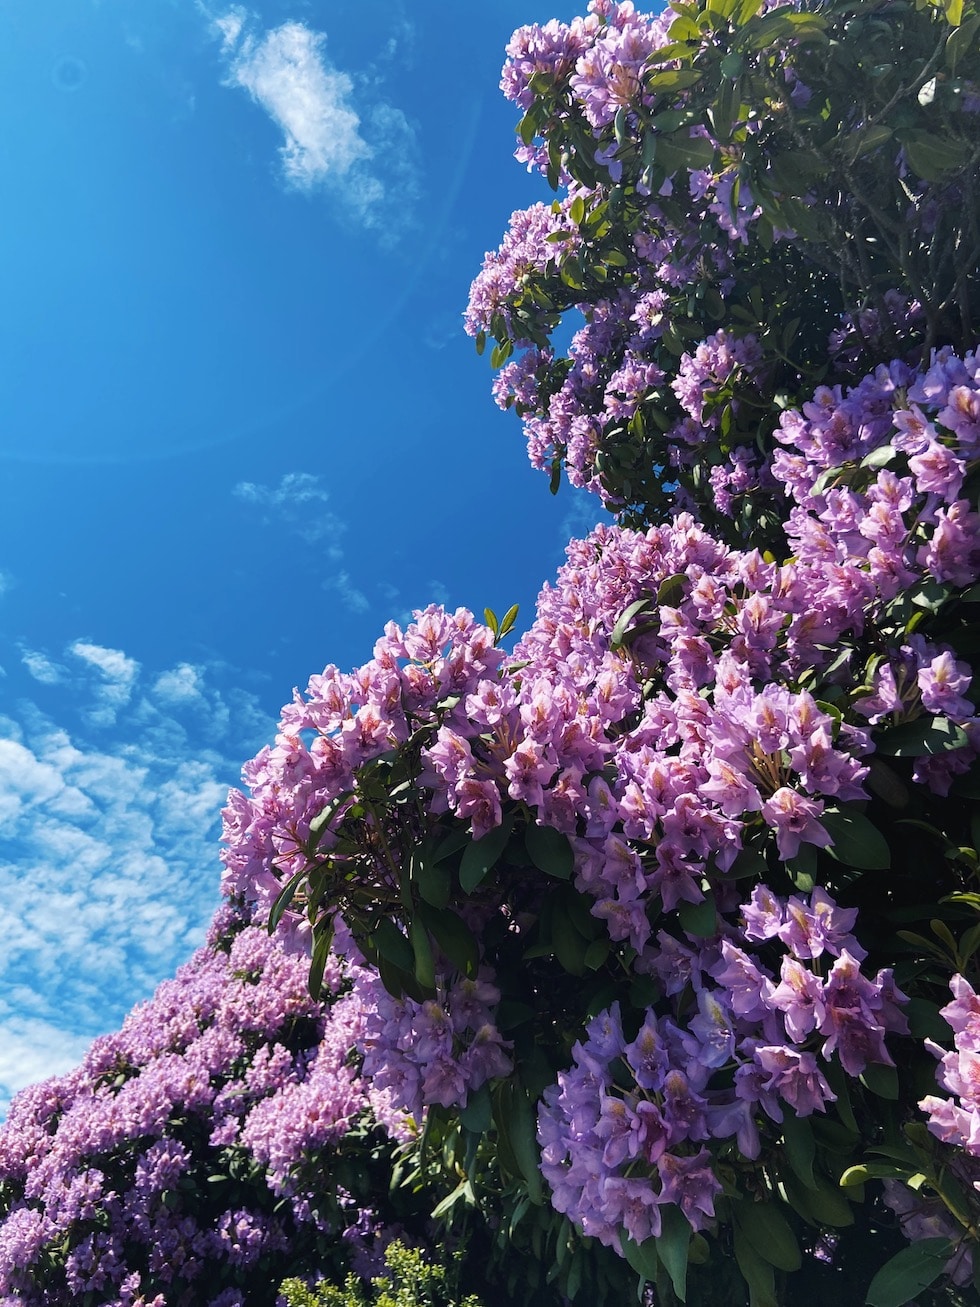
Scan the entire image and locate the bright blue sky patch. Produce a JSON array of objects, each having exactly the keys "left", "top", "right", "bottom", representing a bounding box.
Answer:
[{"left": 0, "top": 0, "right": 596, "bottom": 1109}]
